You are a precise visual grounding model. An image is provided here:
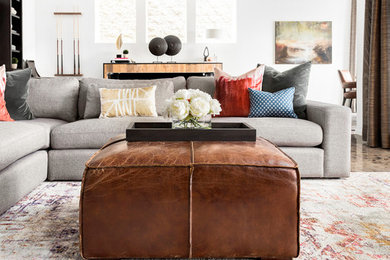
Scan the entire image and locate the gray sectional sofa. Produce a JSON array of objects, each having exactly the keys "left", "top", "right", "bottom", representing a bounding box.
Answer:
[{"left": 0, "top": 76, "right": 351, "bottom": 215}]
